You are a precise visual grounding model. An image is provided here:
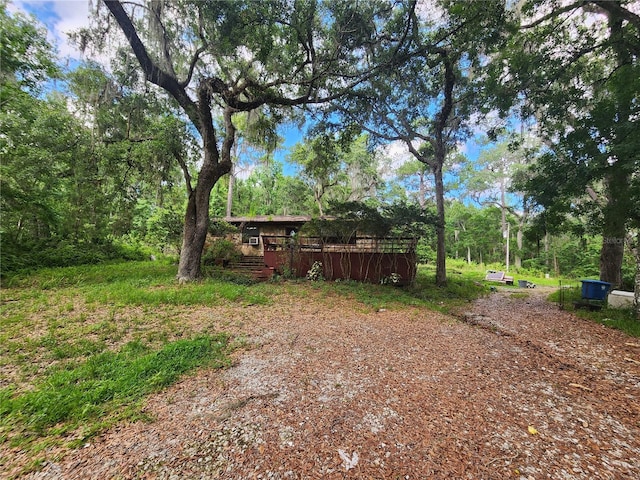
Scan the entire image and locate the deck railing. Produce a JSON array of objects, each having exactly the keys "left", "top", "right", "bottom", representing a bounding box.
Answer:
[
  {"left": 262, "top": 235, "right": 417, "bottom": 254},
  {"left": 261, "top": 235, "right": 418, "bottom": 285}
]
